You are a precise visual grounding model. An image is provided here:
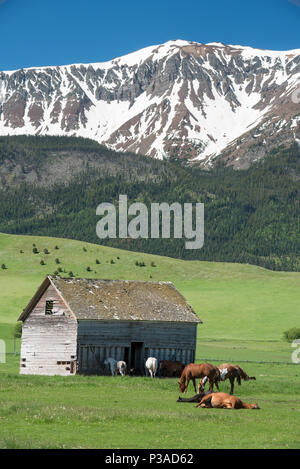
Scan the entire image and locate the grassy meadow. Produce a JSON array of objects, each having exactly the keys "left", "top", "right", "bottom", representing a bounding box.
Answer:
[{"left": 0, "top": 232, "right": 300, "bottom": 448}]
